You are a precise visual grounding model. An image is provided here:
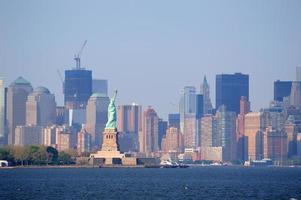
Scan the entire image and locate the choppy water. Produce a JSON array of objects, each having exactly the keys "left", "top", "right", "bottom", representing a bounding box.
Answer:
[{"left": 0, "top": 166, "right": 301, "bottom": 200}]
